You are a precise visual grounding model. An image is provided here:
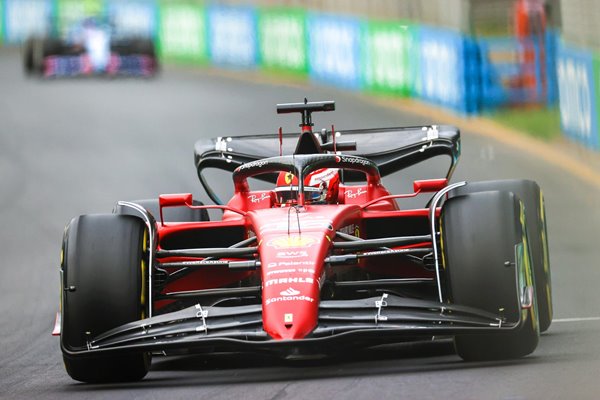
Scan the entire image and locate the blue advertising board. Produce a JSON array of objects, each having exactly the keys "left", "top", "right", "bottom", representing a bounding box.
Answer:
[
  {"left": 478, "top": 32, "right": 558, "bottom": 109},
  {"left": 0, "top": 0, "right": 4, "bottom": 44},
  {"left": 478, "top": 37, "right": 530, "bottom": 108},
  {"left": 307, "top": 14, "right": 362, "bottom": 89},
  {"left": 105, "top": 0, "right": 157, "bottom": 39},
  {"left": 4, "top": 0, "right": 52, "bottom": 44},
  {"left": 556, "top": 42, "right": 599, "bottom": 150},
  {"left": 208, "top": 5, "right": 257, "bottom": 68},
  {"left": 414, "top": 26, "right": 478, "bottom": 114}
]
